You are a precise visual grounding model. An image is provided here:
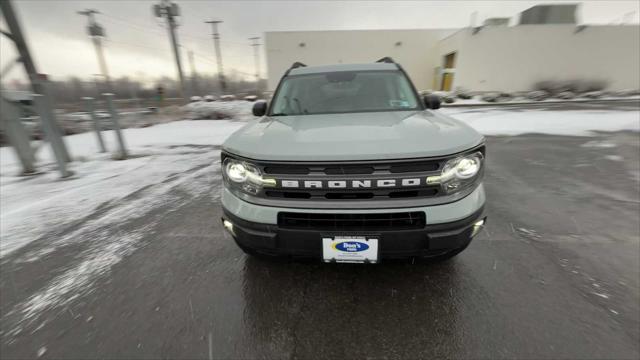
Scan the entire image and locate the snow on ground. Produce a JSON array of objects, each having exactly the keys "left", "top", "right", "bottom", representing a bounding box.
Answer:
[
  {"left": 441, "top": 107, "right": 640, "bottom": 136},
  {"left": 181, "top": 100, "right": 255, "bottom": 121},
  {"left": 0, "top": 118, "right": 247, "bottom": 339},
  {"left": 0, "top": 120, "right": 245, "bottom": 257},
  {"left": 441, "top": 95, "right": 640, "bottom": 106}
]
